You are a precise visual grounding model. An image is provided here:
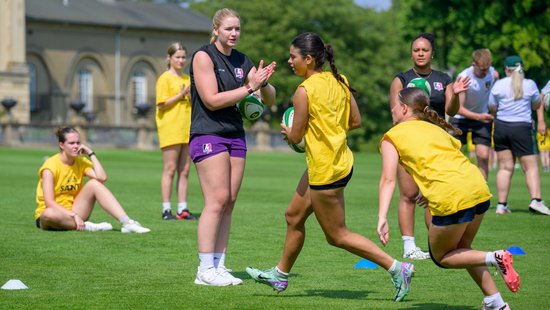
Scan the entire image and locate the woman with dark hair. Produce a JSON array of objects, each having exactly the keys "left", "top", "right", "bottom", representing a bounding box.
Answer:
[
  {"left": 246, "top": 32, "right": 414, "bottom": 302},
  {"left": 388, "top": 32, "right": 470, "bottom": 260},
  {"left": 379, "top": 87, "right": 519, "bottom": 309},
  {"left": 35, "top": 127, "right": 150, "bottom": 233}
]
